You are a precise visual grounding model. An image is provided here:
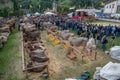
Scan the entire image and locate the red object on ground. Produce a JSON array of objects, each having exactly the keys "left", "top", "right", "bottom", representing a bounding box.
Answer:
[
  {"left": 47, "top": 31, "right": 51, "bottom": 35},
  {"left": 67, "top": 51, "right": 77, "bottom": 60}
]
